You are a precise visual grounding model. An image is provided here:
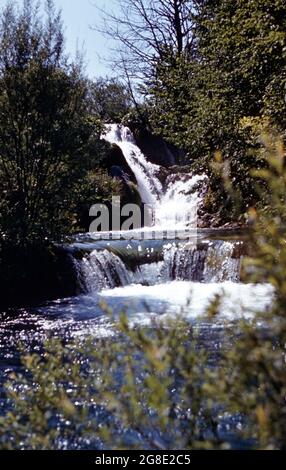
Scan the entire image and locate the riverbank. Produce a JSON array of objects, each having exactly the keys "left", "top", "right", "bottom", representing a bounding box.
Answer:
[{"left": 0, "top": 243, "right": 82, "bottom": 310}]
